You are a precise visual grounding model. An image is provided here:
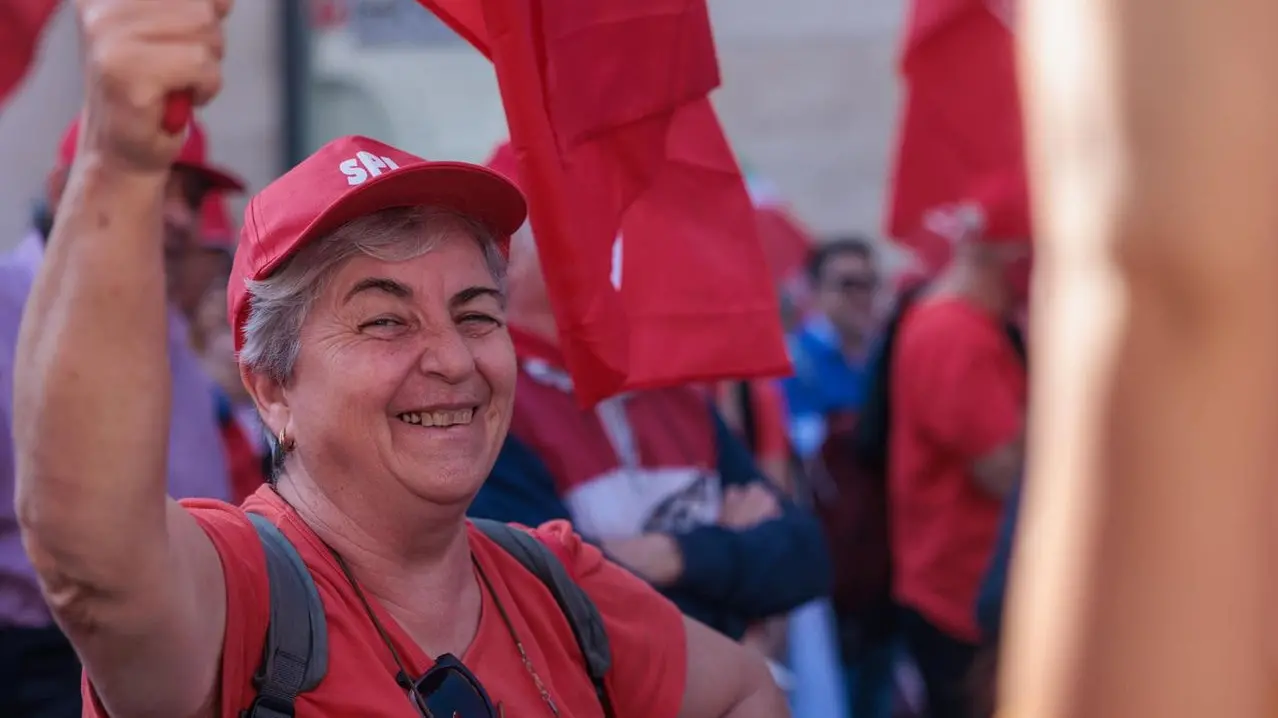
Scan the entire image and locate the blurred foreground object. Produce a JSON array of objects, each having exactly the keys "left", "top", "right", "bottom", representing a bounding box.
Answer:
[{"left": 1003, "top": 0, "right": 1278, "bottom": 717}]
